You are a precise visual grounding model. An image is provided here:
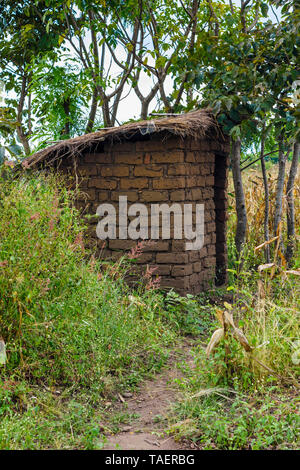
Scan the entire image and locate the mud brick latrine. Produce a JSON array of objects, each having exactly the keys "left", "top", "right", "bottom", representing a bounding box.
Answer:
[{"left": 25, "top": 110, "right": 230, "bottom": 296}]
